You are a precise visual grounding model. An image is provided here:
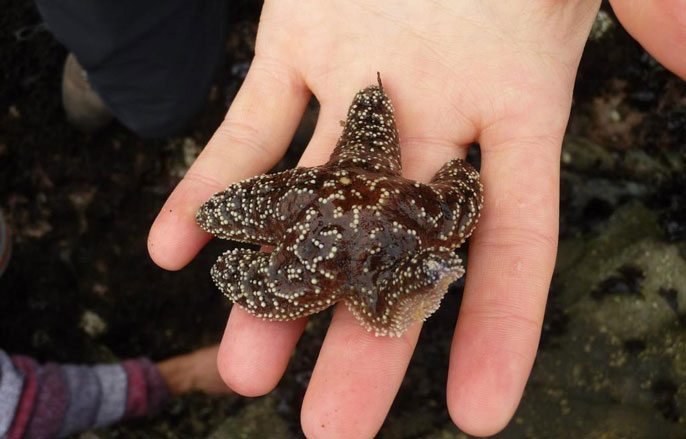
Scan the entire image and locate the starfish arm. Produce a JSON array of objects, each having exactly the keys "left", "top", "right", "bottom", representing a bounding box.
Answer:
[
  {"left": 327, "top": 76, "right": 402, "bottom": 175},
  {"left": 346, "top": 249, "right": 464, "bottom": 337},
  {"left": 425, "top": 158, "right": 484, "bottom": 247},
  {"left": 196, "top": 168, "right": 321, "bottom": 246},
  {"left": 211, "top": 248, "right": 336, "bottom": 321}
]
